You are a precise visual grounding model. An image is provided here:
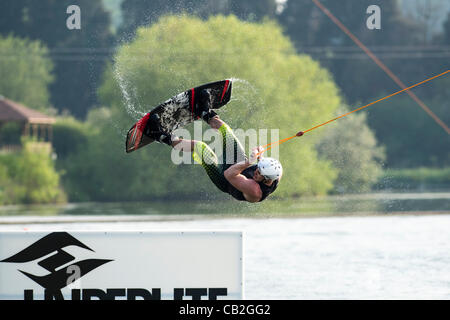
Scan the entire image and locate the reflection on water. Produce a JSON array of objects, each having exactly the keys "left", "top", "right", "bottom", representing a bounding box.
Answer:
[{"left": 0, "top": 192, "right": 449, "bottom": 217}]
